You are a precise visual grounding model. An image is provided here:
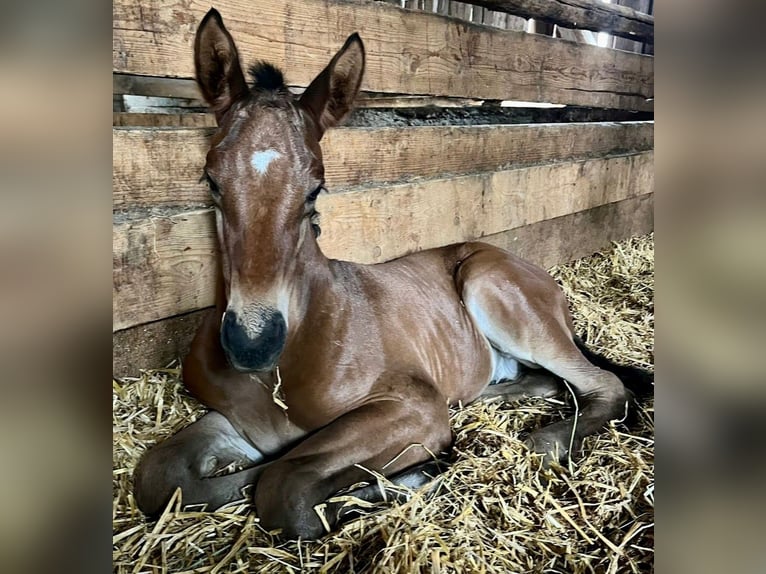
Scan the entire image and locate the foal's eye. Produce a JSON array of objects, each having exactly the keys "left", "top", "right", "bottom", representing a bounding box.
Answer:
[
  {"left": 306, "top": 185, "right": 325, "bottom": 203},
  {"left": 200, "top": 173, "right": 221, "bottom": 200}
]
